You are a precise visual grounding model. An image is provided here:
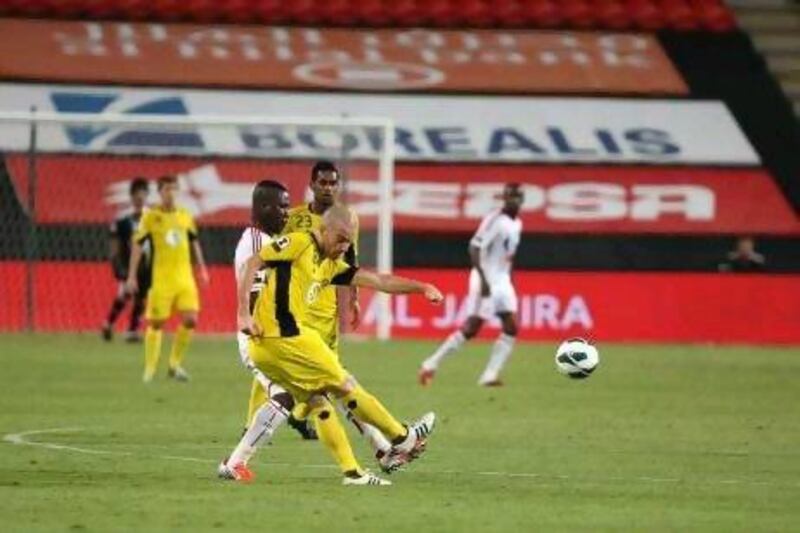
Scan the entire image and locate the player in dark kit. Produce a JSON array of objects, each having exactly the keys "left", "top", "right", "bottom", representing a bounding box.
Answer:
[{"left": 101, "top": 178, "right": 152, "bottom": 342}]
